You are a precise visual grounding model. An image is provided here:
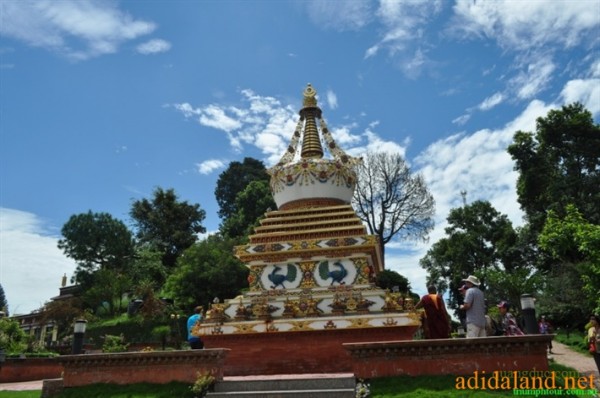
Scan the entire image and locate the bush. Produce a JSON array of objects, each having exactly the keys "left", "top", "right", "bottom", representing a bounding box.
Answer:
[{"left": 102, "top": 334, "right": 129, "bottom": 353}]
